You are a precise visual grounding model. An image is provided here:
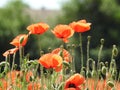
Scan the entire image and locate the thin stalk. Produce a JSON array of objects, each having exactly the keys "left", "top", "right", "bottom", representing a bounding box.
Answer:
[
  {"left": 97, "top": 39, "right": 104, "bottom": 70},
  {"left": 40, "top": 65, "right": 44, "bottom": 90},
  {"left": 19, "top": 45, "right": 23, "bottom": 69},
  {"left": 11, "top": 53, "right": 16, "bottom": 71},
  {"left": 87, "top": 36, "right": 91, "bottom": 60},
  {"left": 79, "top": 33, "right": 84, "bottom": 70}
]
